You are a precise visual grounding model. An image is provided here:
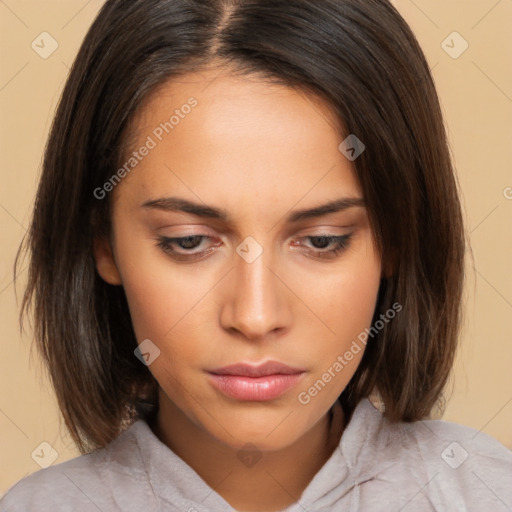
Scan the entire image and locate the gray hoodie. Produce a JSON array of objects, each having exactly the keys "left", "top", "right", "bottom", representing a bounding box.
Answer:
[{"left": 1, "top": 398, "right": 511, "bottom": 511}]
